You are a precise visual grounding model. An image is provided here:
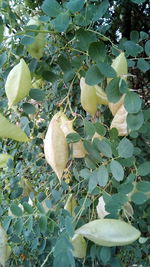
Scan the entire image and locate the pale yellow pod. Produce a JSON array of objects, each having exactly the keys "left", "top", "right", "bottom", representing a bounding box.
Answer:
[
  {"left": 95, "top": 85, "right": 108, "bottom": 105},
  {"left": 27, "top": 17, "right": 45, "bottom": 60},
  {"left": 109, "top": 95, "right": 125, "bottom": 116},
  {"left": 0, "top": 224, "right": 11, "bottom": 267},
  {"left": 5, "top": 59, "right": 31, "bottom": 107},
  {"left": 110, "top": 104, "right": 128, "bottom": 136},
  {"left": 44, "top": 112, "right": 68, "bottom": 181},
  {"left": 60, "top": 115, "right": 86, "bottom": 158},
  {"left": 107, "top": 52, "right": 128, "bottom": 84},
  {"left": 96, "top": 196, "right": 110, "bottom": 219},
  {"left": 64, "top": 193, "right": 77, "bottom": 216},
  {"left": 0, "top": 113, "right": 29, "bottom": 142},
  {"left": 80, "top": 77, "right": 97, "bottom": 116},
  {"left": 71, "top": 234, "right": 87, "bottom": 258},
  {"left": 107, "top": 53, "right": 127, "bottom": 115}
]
